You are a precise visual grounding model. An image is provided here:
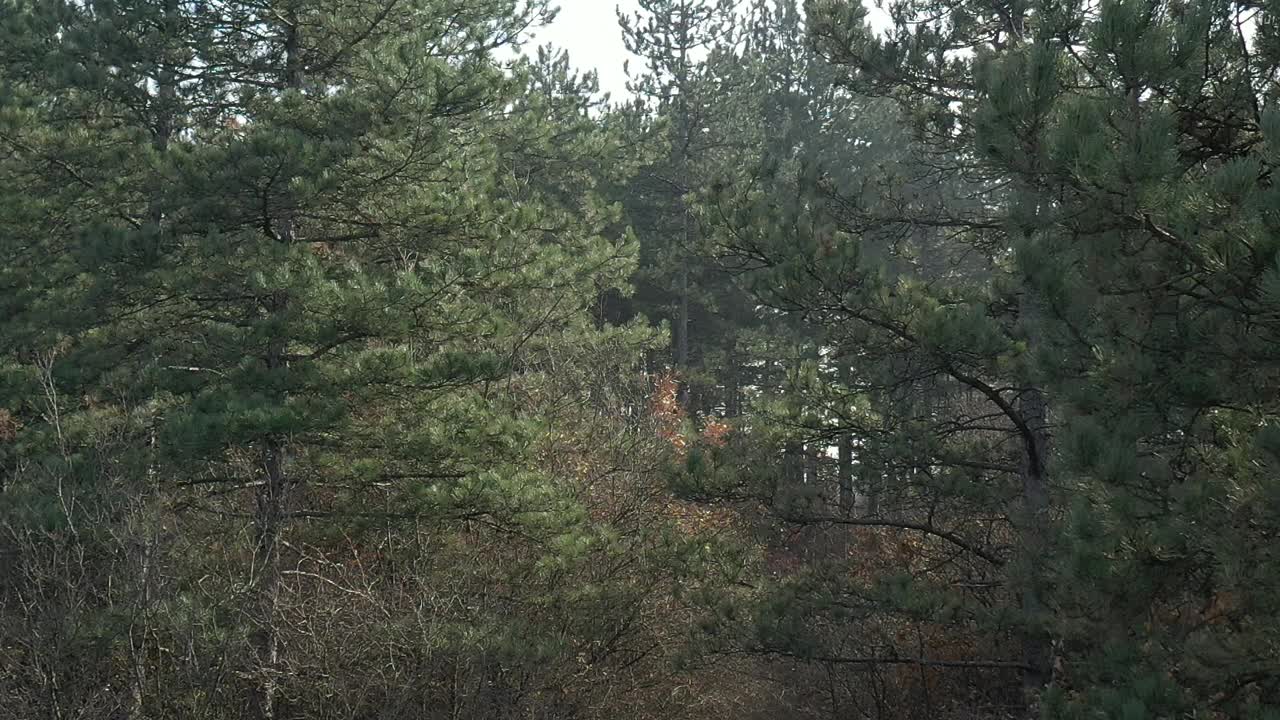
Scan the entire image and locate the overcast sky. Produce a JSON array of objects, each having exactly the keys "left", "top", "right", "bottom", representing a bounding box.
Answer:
[
  {"left": 528, "top": 1, "right": 640, "bottom": 100},
  {"left": 528, "top": 1, "right": 890, "bottom": 101}
]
